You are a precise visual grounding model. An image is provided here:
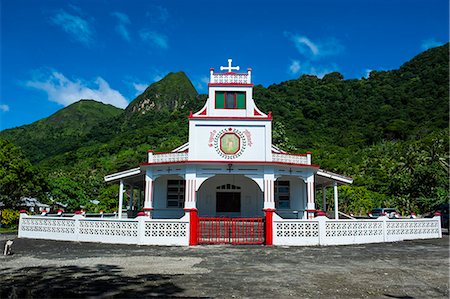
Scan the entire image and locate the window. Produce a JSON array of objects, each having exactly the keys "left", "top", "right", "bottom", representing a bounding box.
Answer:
[
  {"left": 167, "top": 180, "right": 185, "bottom": 208},
  {"left": 215, "top": 91, "right": 246, "bottom": 109},
  {"left": 275, "top": 181, "right": 290, "bottom": 209}
]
